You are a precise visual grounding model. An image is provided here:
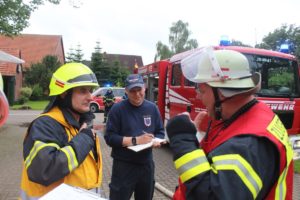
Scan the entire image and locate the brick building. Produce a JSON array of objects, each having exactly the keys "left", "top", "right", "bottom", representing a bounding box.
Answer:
[{"left": 0, "top": 34, "right": 65, "bottom": 104}]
